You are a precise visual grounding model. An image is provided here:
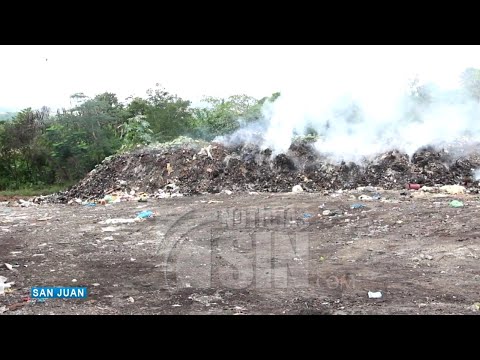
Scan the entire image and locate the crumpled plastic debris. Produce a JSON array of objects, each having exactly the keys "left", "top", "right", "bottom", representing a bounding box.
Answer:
[
  {"left": 136, "top": 210, "right": 154, "bottom": 219},
  {"left": 368, "top": 291, "right": 382, "bottom": 299},
  {"left": 449, "top": 200, "right": 464, "bottom": 208},
  {"left": 198, "top": 145, "right": 213, "bottom": 159},
  {"left": 0, "top": 276, "right": 14, "bottom": 295},
  {"left": 292, "top": 185, "right": 303, "bottom": 193},
  {"left": 166, "top": 163, "right": 173, "bottom": 175},
  {"left": 440, "top": 185, "right": 466, "bottom": 195},
  {"left": 358, "top": 195, "right": 373, "bottom": 201},
  {"left": 350, "top": 203, "right": 366, "bottom": 209}
]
